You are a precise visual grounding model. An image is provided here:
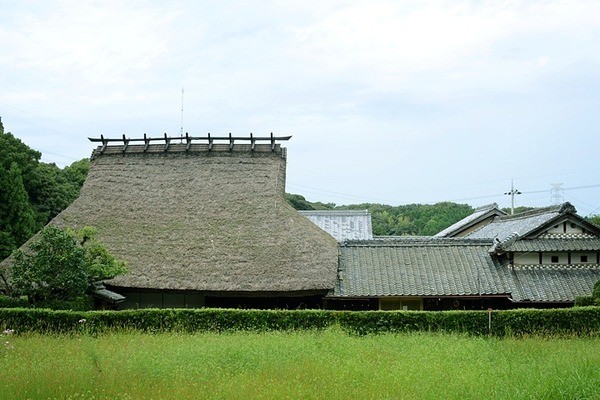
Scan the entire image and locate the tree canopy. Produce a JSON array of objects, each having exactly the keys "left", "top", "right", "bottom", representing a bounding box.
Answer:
[
  {"left": 285, "top": 194, "right": 474, "bottom": 236},
  {"left": 8, "top": 225, "right": 126, "bottom": 304},
  {"left": 0, "top": 118, "right": 90, "bottom": 259}
]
